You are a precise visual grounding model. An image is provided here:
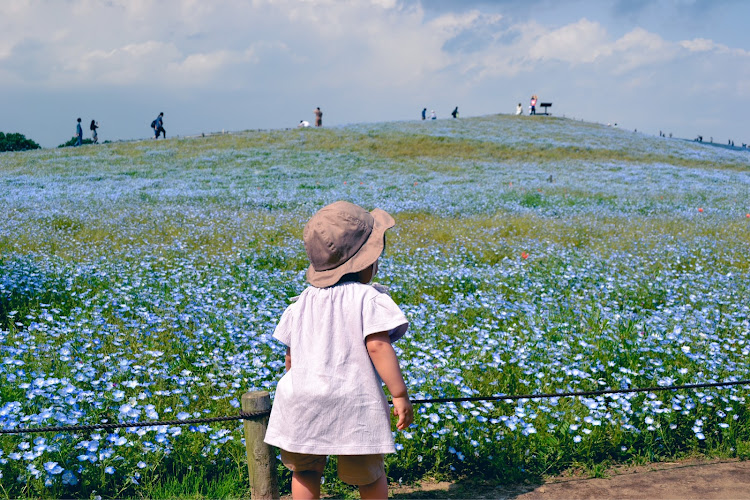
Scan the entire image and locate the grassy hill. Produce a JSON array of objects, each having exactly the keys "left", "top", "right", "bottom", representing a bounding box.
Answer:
[{"left": 1, "top": 115, "right": 750, "bottom": 498}]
